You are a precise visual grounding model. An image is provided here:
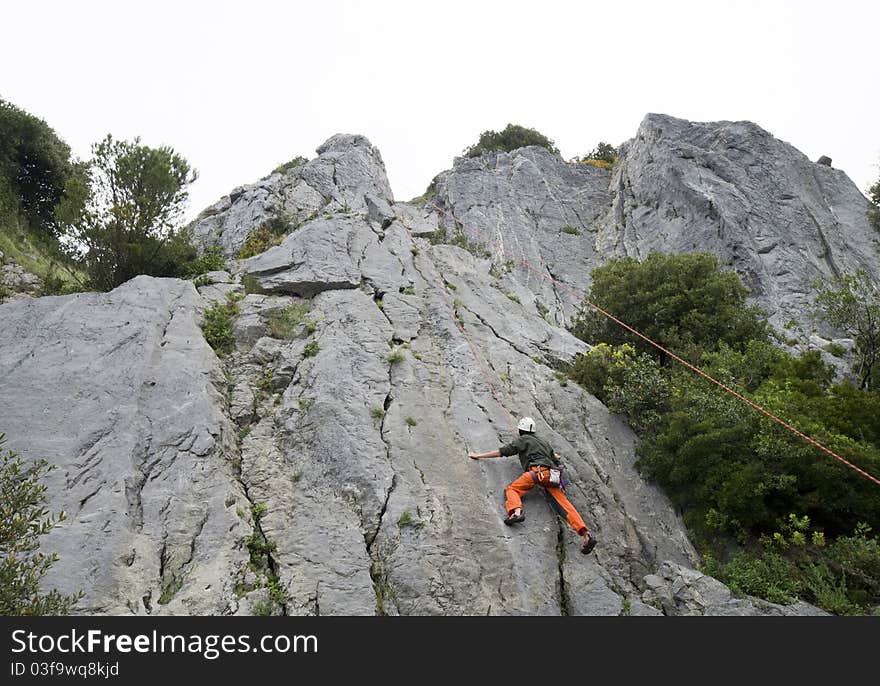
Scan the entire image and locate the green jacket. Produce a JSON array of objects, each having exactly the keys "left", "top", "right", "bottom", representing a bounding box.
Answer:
[{"left": 499, "top": 433, "right": 559, "bottom": 472}]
